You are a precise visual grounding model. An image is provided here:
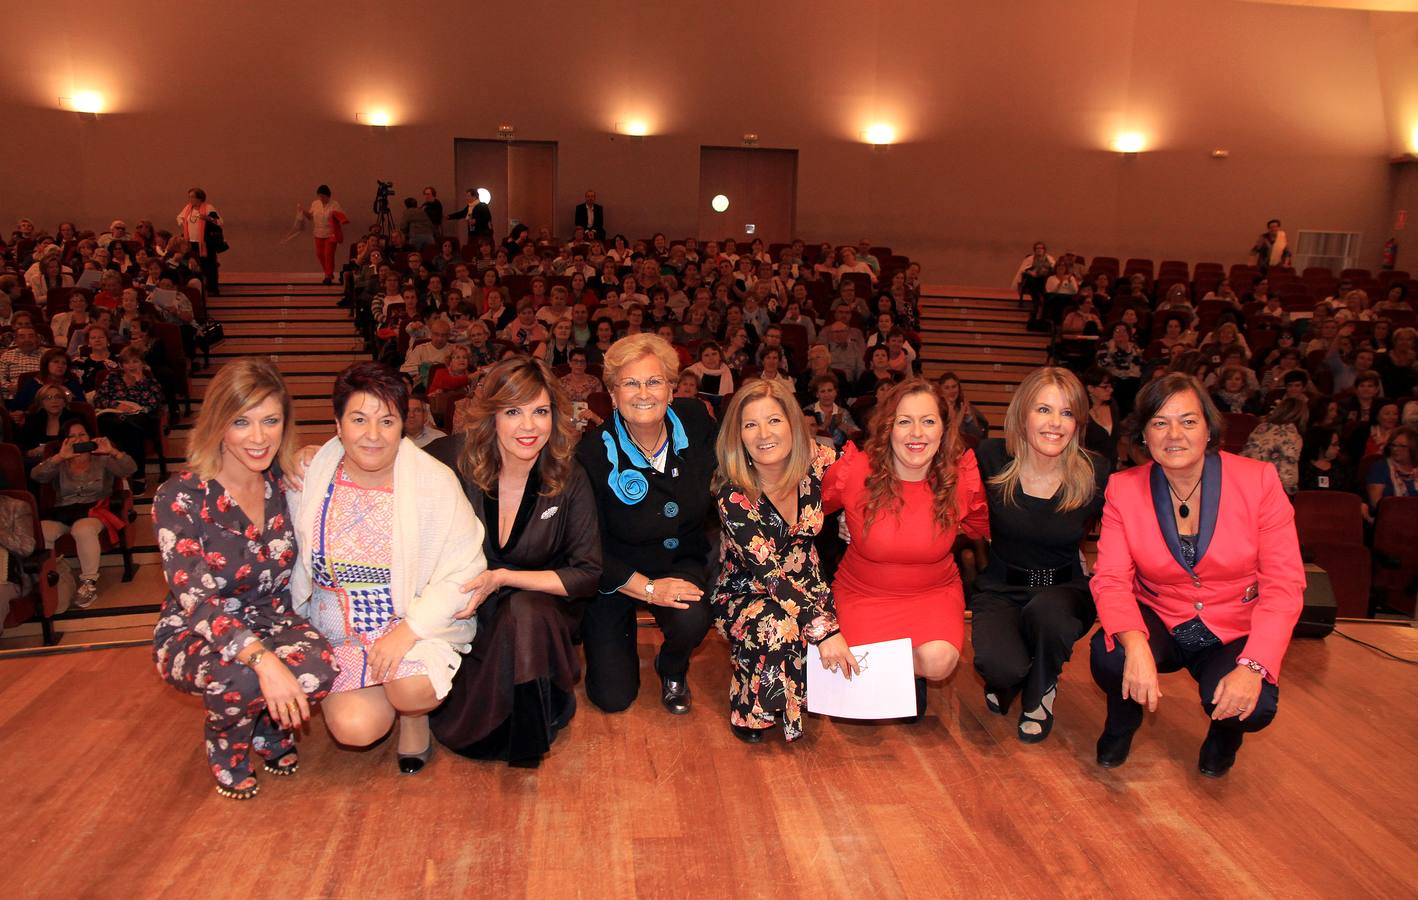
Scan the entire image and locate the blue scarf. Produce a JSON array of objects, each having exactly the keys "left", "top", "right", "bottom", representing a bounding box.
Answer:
[{"left": 601, "top": 406, "right": 689, "bottom": 505}]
